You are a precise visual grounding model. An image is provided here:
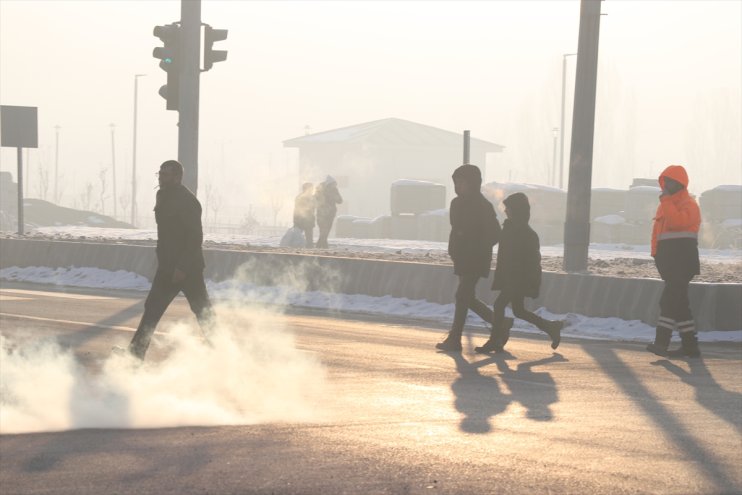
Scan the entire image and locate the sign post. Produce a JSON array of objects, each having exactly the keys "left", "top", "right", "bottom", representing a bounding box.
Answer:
[{"left": 1, "top": 105, "right": 38, "bottom": 235}]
